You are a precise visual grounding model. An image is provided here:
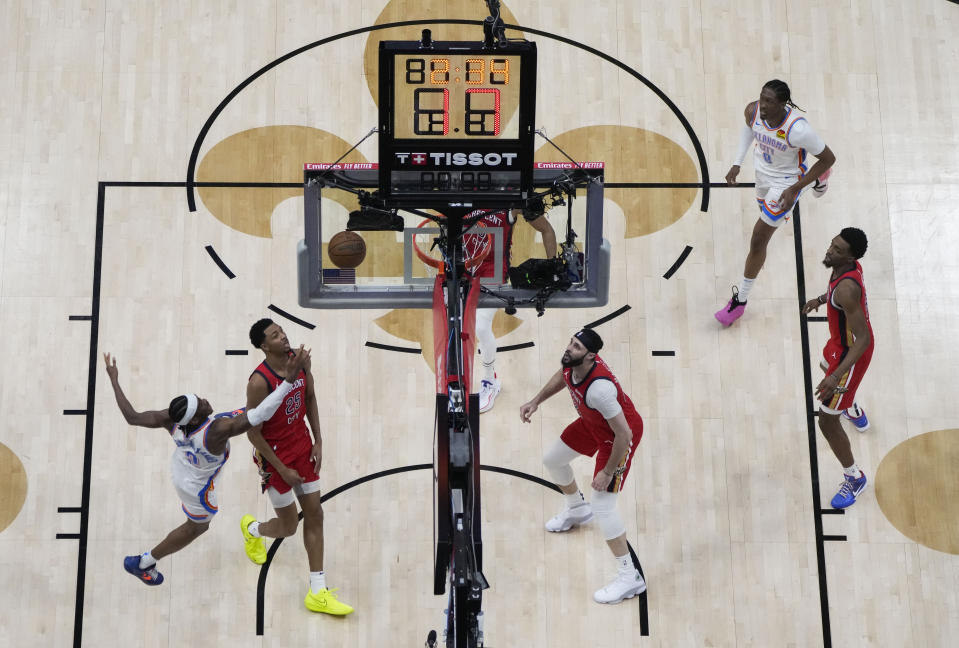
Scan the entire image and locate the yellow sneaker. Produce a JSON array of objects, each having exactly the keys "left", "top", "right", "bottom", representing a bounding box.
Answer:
[
  {"left": 240, "top": 514, "right": 266, "bottom": 565},
  {"left": 304, "top": 587, "right": 354, "bottom": 616}
]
